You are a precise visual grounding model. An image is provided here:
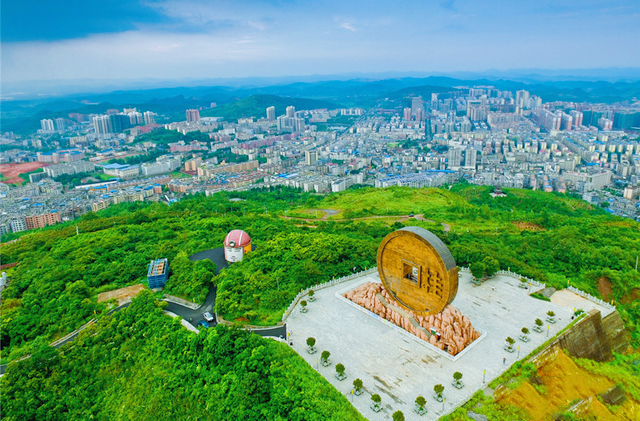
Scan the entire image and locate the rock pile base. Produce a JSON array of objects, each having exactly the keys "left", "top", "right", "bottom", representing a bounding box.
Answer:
[{"left": 344, "top": 282, "right": 480, "bottom": 355}]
